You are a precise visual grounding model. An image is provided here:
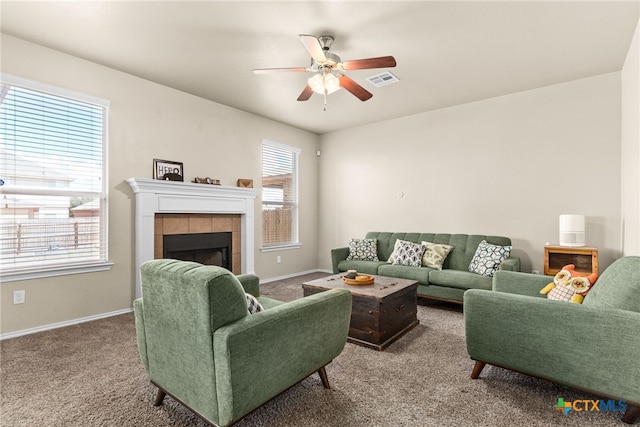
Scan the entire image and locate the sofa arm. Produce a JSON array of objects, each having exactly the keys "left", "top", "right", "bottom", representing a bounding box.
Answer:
[
  {"left": 212, "top": 288, "right": 352, "bottom": 425},
  {"left": 133, "top": 298, "right": 149, "bottom": 373},
  {"left": 331, "top": 247, "right": 349, "bottom": 273},
  {"left": 492, "top": 270, "right": 553, "bottom": 298},
  {"left": 499, "top": 256, "right": 520, "bottom": 272},
  {"left": 464, "top": 289, "right": 640, "bottom": 405},
  {"left": 237, "top": 274, "right": 260, "bottom": 297}
]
